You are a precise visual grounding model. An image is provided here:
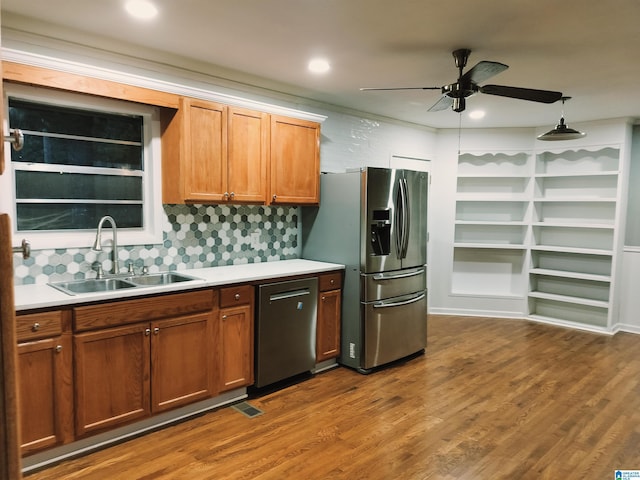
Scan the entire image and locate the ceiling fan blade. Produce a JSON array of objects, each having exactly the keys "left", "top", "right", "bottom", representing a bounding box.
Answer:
[
  {"left": 460, "top": 61, "right": 508, "bottom": 84},
  {"left": 360, "top": 87, "right": 441, "bottom": 91},
  {"left": 480, "top": 85, "right": 563, "bottom": 103},
  {"left": 428, "top": 95, "right": 453, "bottom": 112}
]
